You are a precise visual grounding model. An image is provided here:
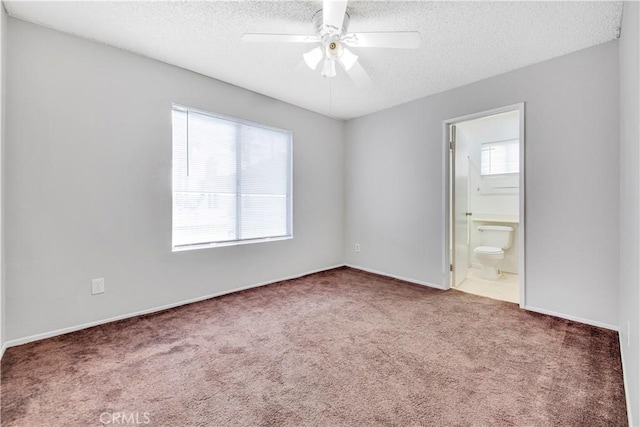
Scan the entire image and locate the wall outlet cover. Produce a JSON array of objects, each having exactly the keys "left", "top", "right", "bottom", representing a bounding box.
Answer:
[{"left": 92, "top": 278, "right": 105, "bottom": 295}]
